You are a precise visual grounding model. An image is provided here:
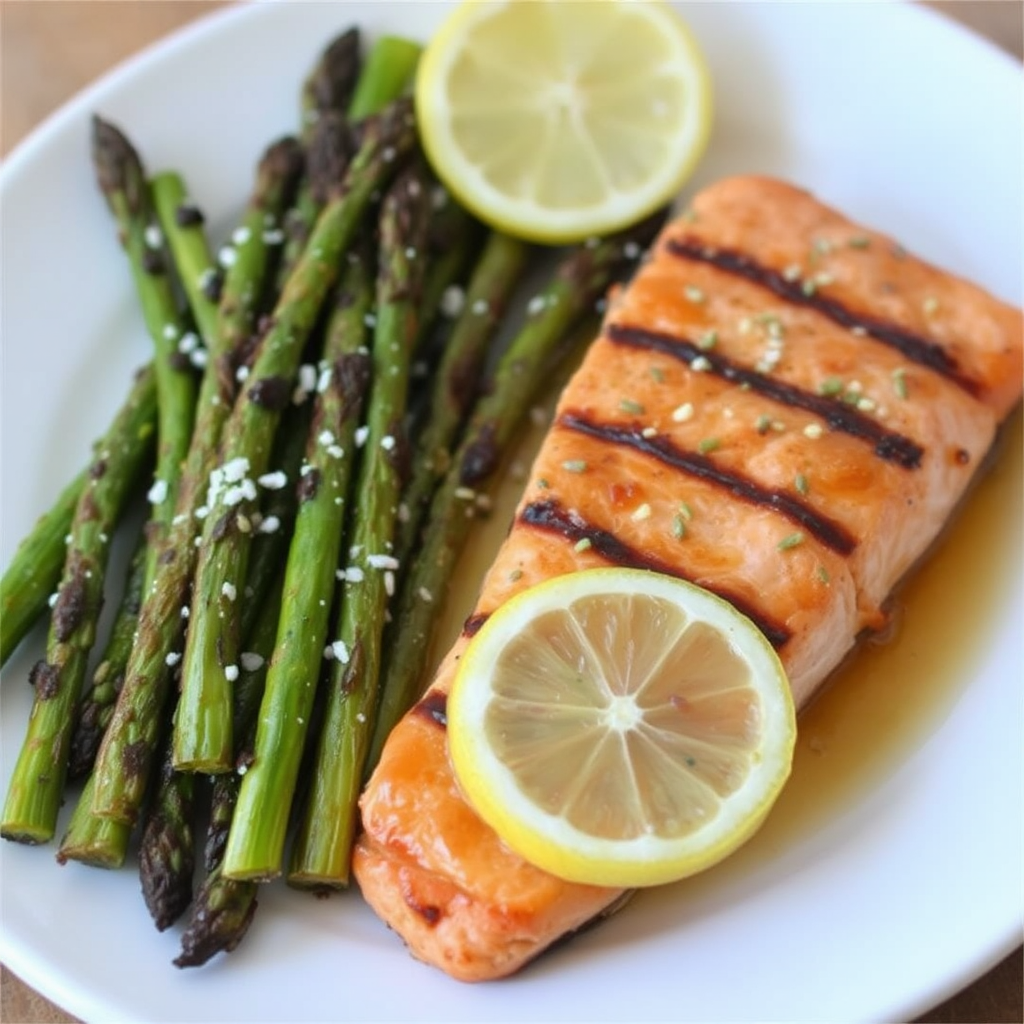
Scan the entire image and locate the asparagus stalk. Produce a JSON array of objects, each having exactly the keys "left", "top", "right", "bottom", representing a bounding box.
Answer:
[
  {"left": 0, "top": 366, "right": 157, "bottom": 843},
  {"left": 55, "top": 774, "right": 131, "bottom": 868},
  {"left": 90, "top": 117, "right": 200, "bottom": 580},
  {"left": 172, "top": 97, "right": 417, "bottom": 775},
  {"left": 347, "top": 36, "right": 422, "bottom": 121},
  {"left": 288, "top": 163, "right": 431, "bottom": 888},
  {"left": 90, "top": 138, "right": 304, "bottom": 826},
  {"left": 278, "top": 27, "right": 363, "bottom": 284},
  {"left": 175, "top": 574, "right": 283, "bottom": 968},
  {"left": 139, "top": 739, "right": 196, "bottom": 931},
  {"left": 367, "top": 215, "right": 667, "bottom": 768},
  {"left": 0, "top": 471, "right": 87, "bottom": 668},
  {"left": 222, "top": 243, "right": 374, "bottom": 881},
  {"left": 67, "top": 529, "right": 148, "bottom": 780},
  {"left": 395, "top": 231, "right": 531, "bottom": 563},
  {"left": 150, "top": 173, "right": 220, "bottom": 347}
]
